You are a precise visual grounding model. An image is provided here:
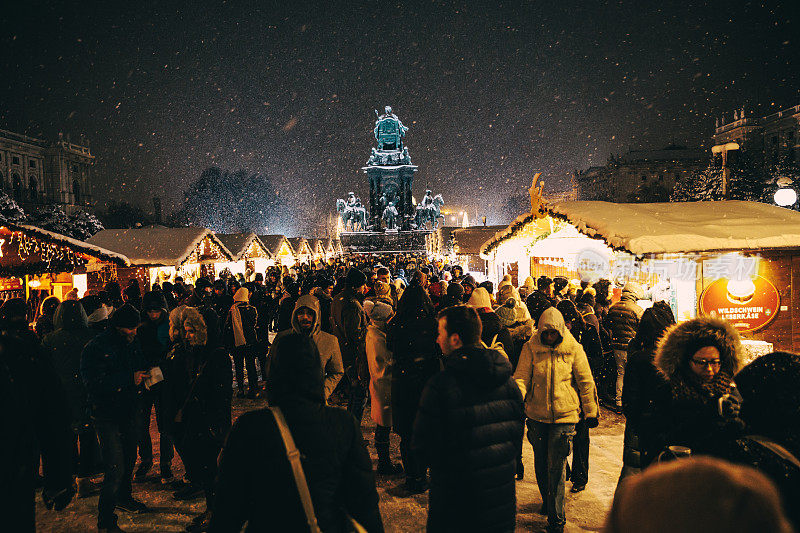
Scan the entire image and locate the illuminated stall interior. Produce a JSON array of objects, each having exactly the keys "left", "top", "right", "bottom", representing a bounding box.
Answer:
[
  {"left": 259, "top": 234, "right": 296, "bottom": 266},
  {"left": 308, "top": 239, "right": 325, "bottom": 262},
  {"left": 215, "top": 233, "right": 273, "bottom": 279},
  {"left": 86, "top": 226, "right": 232, "bottom": 288},
  {"left": 0, "top": 223, "right": 129, "bottom": 317}
]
